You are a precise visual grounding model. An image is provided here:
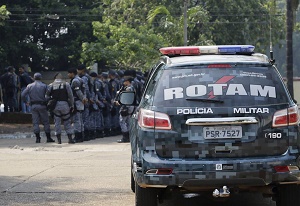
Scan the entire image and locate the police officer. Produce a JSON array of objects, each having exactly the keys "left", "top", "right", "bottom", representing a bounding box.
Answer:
[
  {"left": 127, "top": 69, "right": 143, "bottom": 104},
  {"left": 68, "top": 68, "right": 87, "bottom": 143},
  {"left": 108, "top": 70, "right": 121, "bottom": 136},
  {"left": 77, "top": 64, "right": 93, "bottom": 141},
  {"left": 90, "top": 72, "right": 105, "bottom": 138},
  {"left": 21, "top": 73, "right": 55, "bottom": 143},
  {"left": 117, "top": 76, "right": 135, "bottom": 143},
  {"left": 2, "top": 66, "right": 19, "bottom": 112},
  {"left": 46, "top": 73, "right": 74, "bottom": 144},
  {"left": 19, "top": 65, "right": 33, "bottom": 113},
  {"left": 100, "top": 72, "right": 112, "bottom": 137}
]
